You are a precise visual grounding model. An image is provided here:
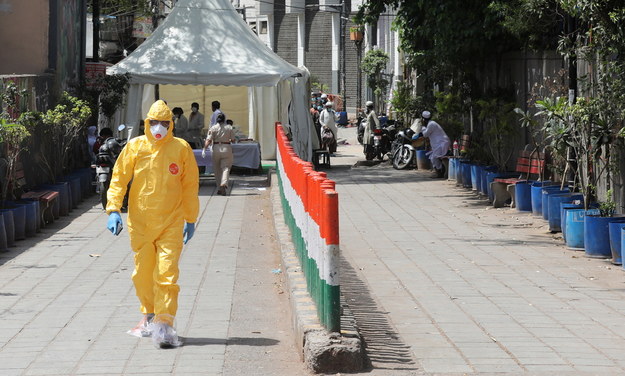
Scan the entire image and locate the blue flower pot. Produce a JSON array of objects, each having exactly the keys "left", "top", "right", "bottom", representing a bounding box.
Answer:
[
  {"left": 565, "top": 208, "right": 588, "bottom": 250},
  {"left": 13, "top": 200, "right": 38, "bottom": 237},
  {"left": 585, "top": 214, "right": 625, "bottom": 258},
  {"left": 470, "top": 165, "right": 479, "bottom": 191},
  {"left": 2, "top": 203, "right": 26, "bottom": 241},
  {"left": 0, "top": 210, "right": 15, "bottom": 246},
  {"left": 531, "top": 181, "right": 552, "bottom": 216},
  {"left": 549, "top": 194, "right": 583, "bottom": 233},
  {"left": 609, "top": 222, "right": 625, "bottom": 265},
  {"left": 515, "top": 181, "right": 533, "bottom": 212},
  {"left": 60, "top": 176, "right": 81, "bottom": 209},
  {"left": 0, "top": 214, "right": 8, "bottom": 252},
  {"left": 448, "top": 158, "right": 457, "bottom": 180},
  {"left": 542, "top": 186, "right": 568, "bottom": 221},
  {"left": 462, "top": 162, "right": 472, "bottom": 189}
]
